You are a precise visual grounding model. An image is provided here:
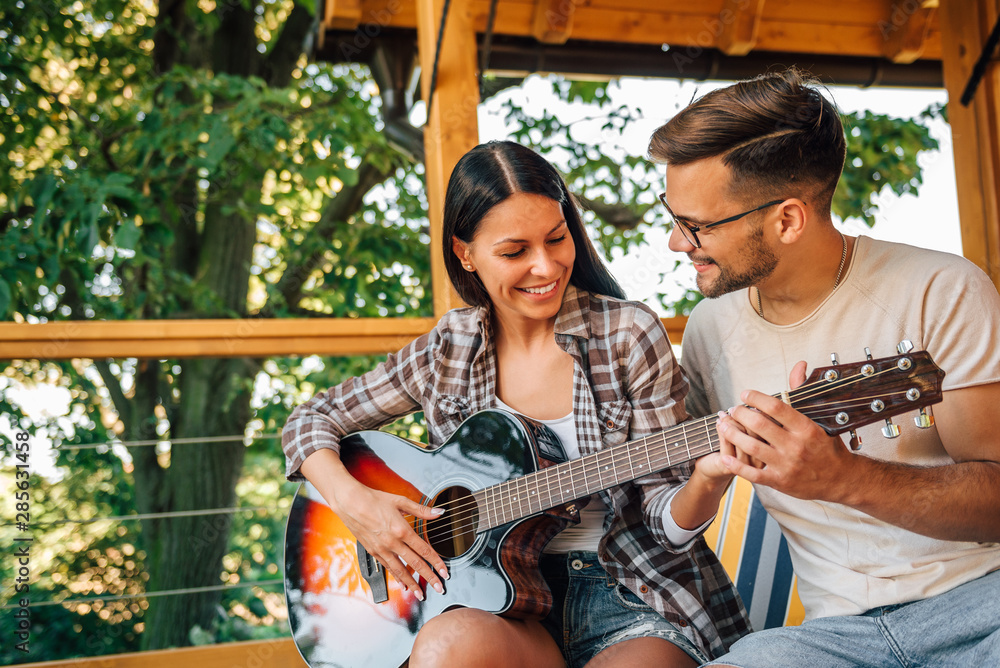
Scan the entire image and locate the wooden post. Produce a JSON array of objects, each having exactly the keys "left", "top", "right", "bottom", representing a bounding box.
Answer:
[
  {"left": 940, "top": 0, "right": 1000, "bottom": 288},
  {"left": 416, "top": 0, "right": 481, "bottom": 318}
]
